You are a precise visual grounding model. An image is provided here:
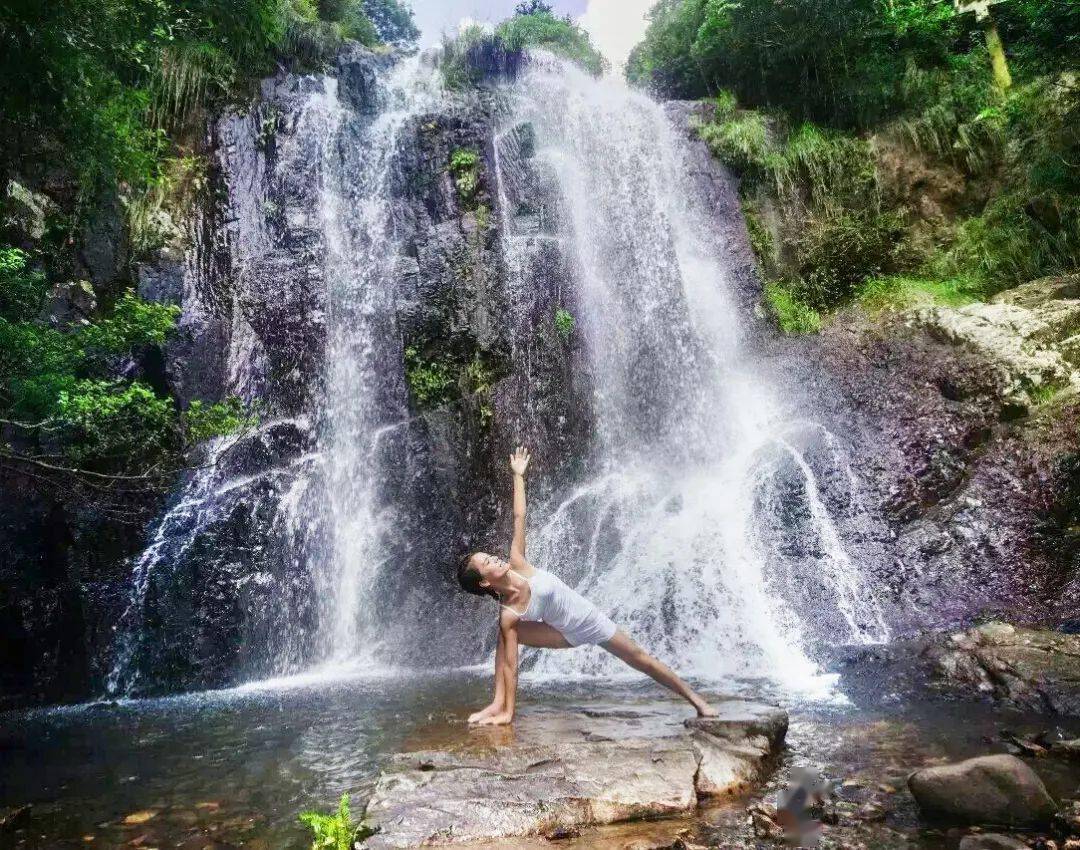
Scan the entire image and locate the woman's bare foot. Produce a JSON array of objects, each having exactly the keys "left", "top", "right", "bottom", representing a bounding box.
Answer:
[
  {"left": 468, "top": 704, "right": 503, "bottom": 723},
  {"left": 693, "top": 699, "right": 719, "bottom": 718}
]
